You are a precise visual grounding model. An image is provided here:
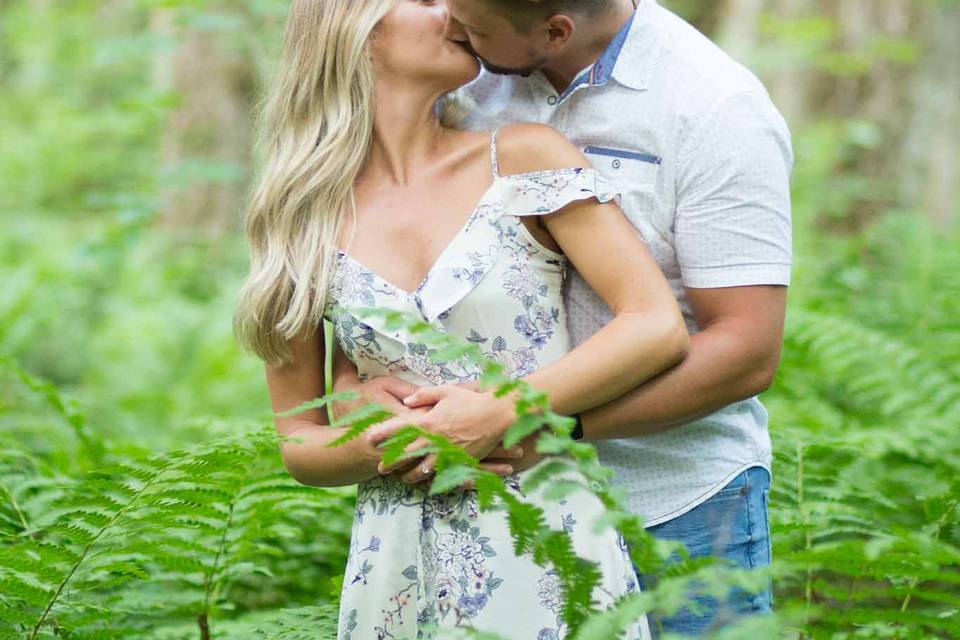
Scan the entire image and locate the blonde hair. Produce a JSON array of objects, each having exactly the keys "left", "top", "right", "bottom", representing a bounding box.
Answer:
[{"left": 233, "top": 0, "right": 398, "bottom": 367}]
